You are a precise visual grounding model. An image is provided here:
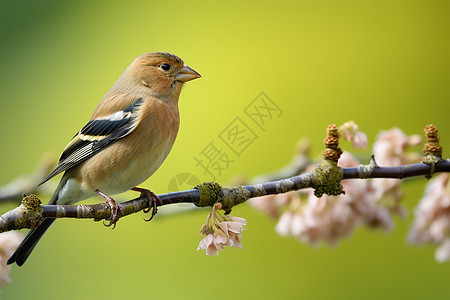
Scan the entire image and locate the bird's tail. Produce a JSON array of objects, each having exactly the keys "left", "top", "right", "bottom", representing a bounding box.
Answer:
[{"left": 7, "top": 177, "right": 66, "bottom": 266}]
